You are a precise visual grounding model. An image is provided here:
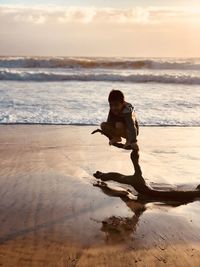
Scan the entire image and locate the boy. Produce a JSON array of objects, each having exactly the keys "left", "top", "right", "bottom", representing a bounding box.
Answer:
[
  {"left": 101, "top": 90, "right": 139, "bottom": 150},
  {"left": 100, "top": 90, "right": 141, "bottom": 176}
]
